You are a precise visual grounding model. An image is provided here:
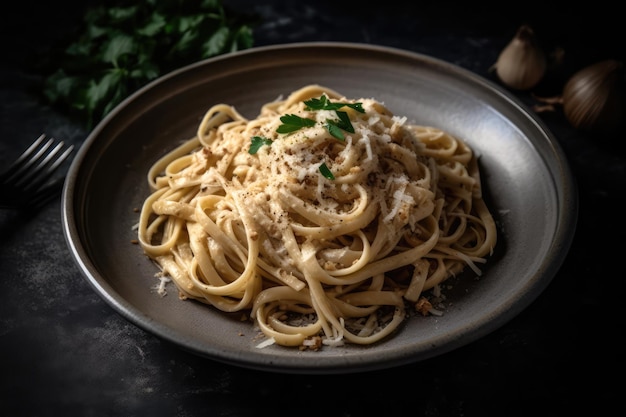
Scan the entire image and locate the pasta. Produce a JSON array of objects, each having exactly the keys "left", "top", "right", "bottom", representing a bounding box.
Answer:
[{"left": 137, "top": 84, "right": 497, "bottom": 348}]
